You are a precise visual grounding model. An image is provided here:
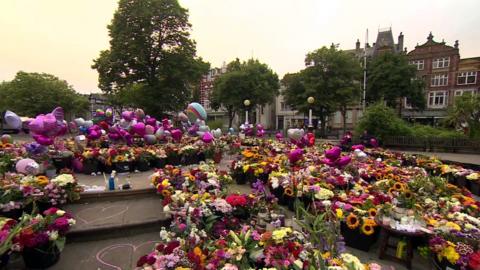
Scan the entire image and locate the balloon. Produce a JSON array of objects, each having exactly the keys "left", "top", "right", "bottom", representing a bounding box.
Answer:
[
  {"left": 122, "top": 111, "right": 134, "bottom": 121},
  {"left": 56, "top": 123, "right": 68, "bottom": 136},
  {"left": 321, "top": 158, "right": 336, "bottom": 167},
  {"left": 202, "top": 132, "right": 214, "bottom": 143},
  {"left": 188, "top": 125, "right": 199, "bottom": 136},
  {"left": 84, "top": 120, "right": 94, "bottom": 128},
  {"left": 213, "top": 128, "right": 222, "bottom": 138},
  {"left": 135, "top": 109, "right": 145, "bottom": 120},
  {"left": 155, "top": 127, "right": 165, "bottom": 139},
  {"left": 228, "top": 127, "right": 234, "bottom": 134},
  {"left": 72, "top": 158, "right": 83, "bottom": 172},
  {"left": 145, "top": 117, "right": 156, "bottom": 126},
  {"left": 186, "top": 102, "right": 207, "bottom": 122},
  {"left": 43, "top": 114, "right": 57, "bottom": 131},
  {"left": 144, "top": 134, "right": 157, "bottom": 145},
  {"left": 178, "top": 112, "right": 188, "bottom": 122},
  {"left": 325, "top": 146, "right": 341, "bottom": 160},
  {"left": 351, "top": 144, "right": 365, "bottom": 151},
  {"left": 4, "top": 110, "right": 22, "bottom": 129},
  {"left": 287, "top": 129, "right": 304, "bottom": 141},
  {"left": 29, "top": 117, "right": 45, "bottom": 134},
  {"left": 288, "top": 148, "right": 304, "bottom": 164},
  {"left": 16, "top": 158, "right": 39, "bottom": 175},
  {"left": 171, "top": 129, "right": 182, "bottom": 142},
  {"left": 370, "top": 138, "right": 379, "bottom": 148},
  {"left": 74, "top": 118, "right": 86, "bottom": 127},
  {"left": 145, "top": 125, "right": 155, "bottom": 135},
  {"left": 132, "top": 122, "right": 146, "bottom": 136},
  {"left": 33, "top": 134, "right": 54, "bottom": 146},
  {"left": 354, "top": 149, "right": 367, "bottom": 160},
  {"left": 336, "top": 156, "right": 351, "bottom": 167},
  {"left": 108, "top": 132, "right": 120, "bottom": 141},
  {"left": 0, "top": 134, "right": 12, "bottom": 144},
  {"left": 52, "top": 107, "right": 65, "bottom": 122},
  {"left": 275, "top": 132, "right": 283, "bottom": 141}
]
